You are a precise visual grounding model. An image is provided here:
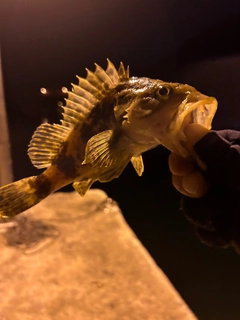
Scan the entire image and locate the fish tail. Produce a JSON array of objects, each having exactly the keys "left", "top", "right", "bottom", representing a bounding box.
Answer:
[{"left": 0, "top": 174, "right": 53, "bottom": 218}]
